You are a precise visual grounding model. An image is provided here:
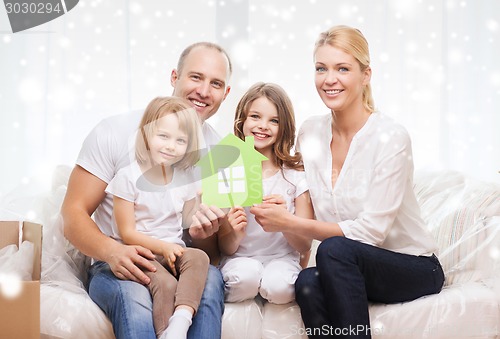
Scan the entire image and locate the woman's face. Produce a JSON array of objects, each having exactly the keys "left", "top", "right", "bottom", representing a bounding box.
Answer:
[{"left": 314, "top": 44, "right": 370, "bottom": 113}]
